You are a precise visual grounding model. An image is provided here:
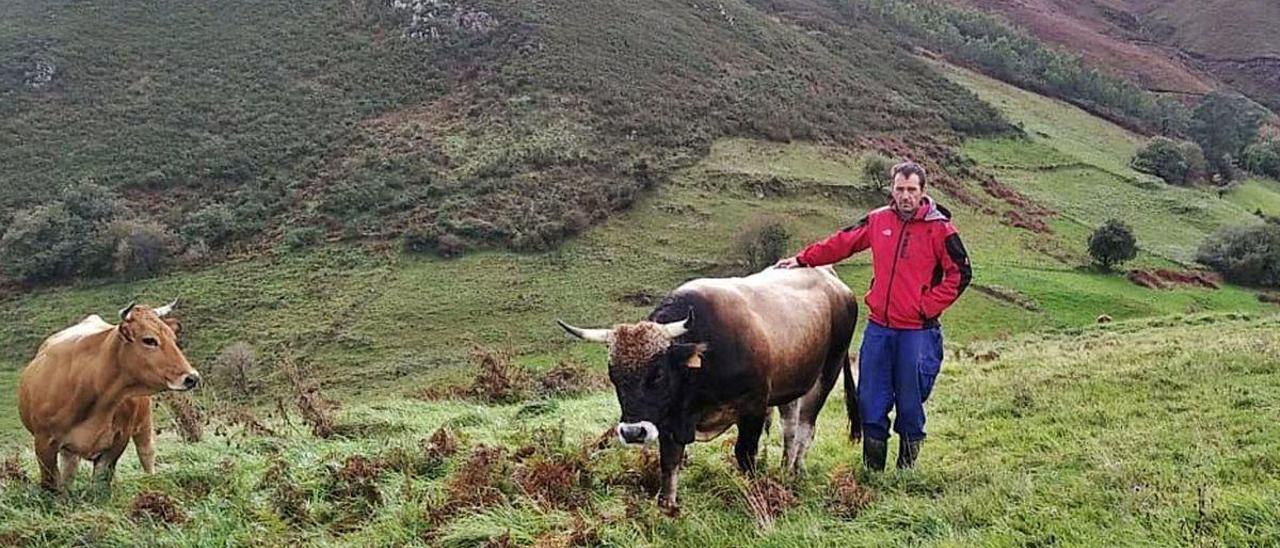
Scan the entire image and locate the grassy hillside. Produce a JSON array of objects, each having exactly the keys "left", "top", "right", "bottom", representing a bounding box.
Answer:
[
  {"left": 938, "top": 61, "right": 1280, "bottom": 266},
  {"left": 2, "top": 130, "right": 1273, "bottom": 399},
  {"left": 2, "top": 313, "right": 1277, "bottom": 545},
  {"left": 2, "top": 58, "right": 1276, "bottom": 400},
  {"left": 0, "top": 0, "right": 1004, "bottom": 277}
]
